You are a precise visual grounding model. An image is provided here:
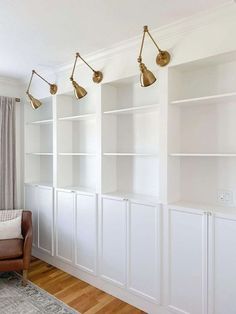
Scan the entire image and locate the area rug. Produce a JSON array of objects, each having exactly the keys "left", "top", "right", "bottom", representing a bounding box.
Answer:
[{"left": 0, "top": 272, "right": 79, "bottom": 314}]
